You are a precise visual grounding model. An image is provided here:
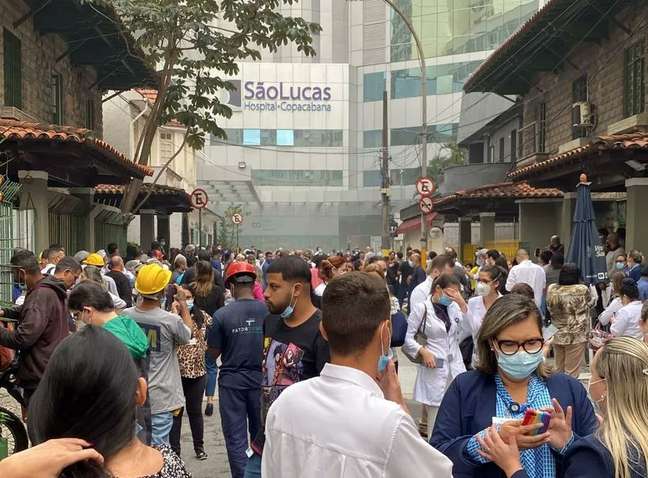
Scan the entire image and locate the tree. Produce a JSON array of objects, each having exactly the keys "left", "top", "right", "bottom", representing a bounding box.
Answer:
[
  {"left": 426, "top": 142, "right": 465, "bottom": 187},
  {"left": 97, "top": 0, "right": 321, "bottom": 215}
]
